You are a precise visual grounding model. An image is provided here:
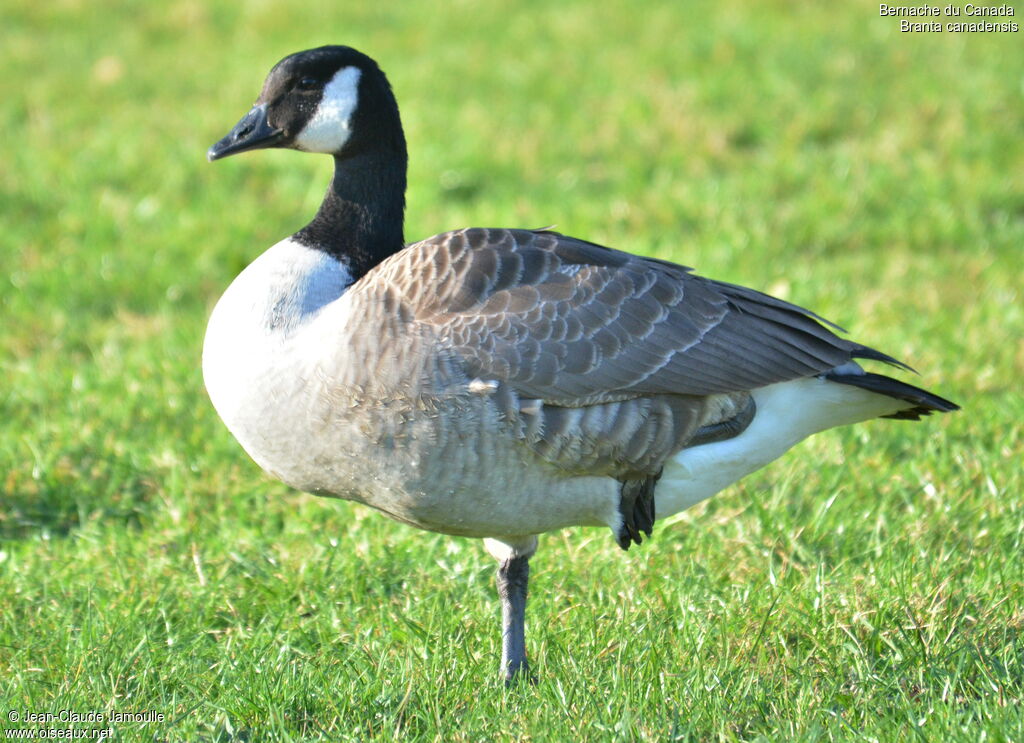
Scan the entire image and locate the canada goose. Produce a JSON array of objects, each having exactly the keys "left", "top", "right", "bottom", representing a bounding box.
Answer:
[{"left": 204, "top": 45, "right": 958, "bottom": 683}]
